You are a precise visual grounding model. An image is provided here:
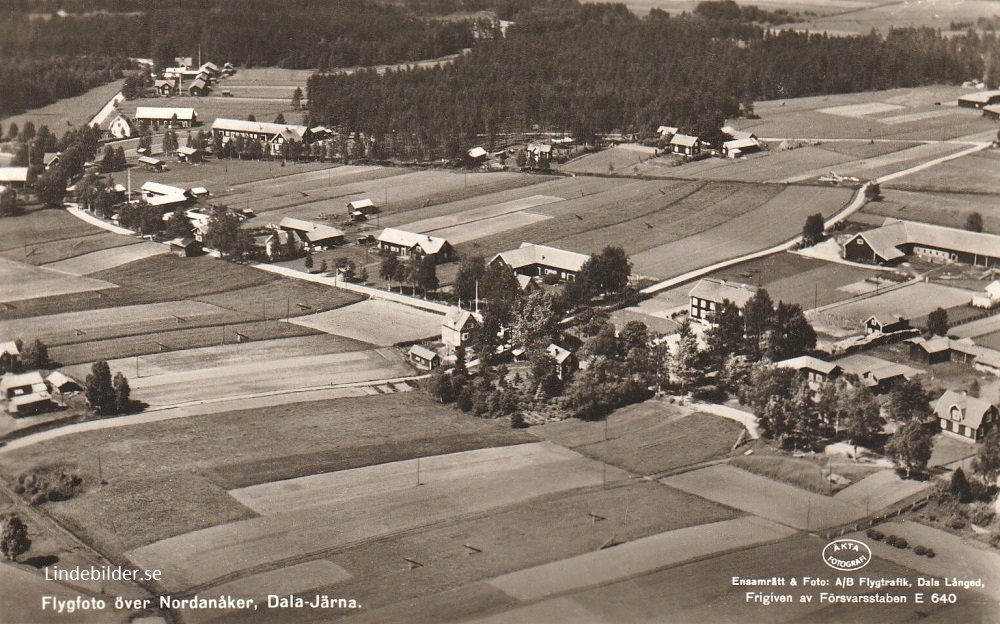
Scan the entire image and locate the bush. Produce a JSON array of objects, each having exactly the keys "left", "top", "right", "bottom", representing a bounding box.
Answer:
[
  {"left": 16, "top": 466, "right": 84, "bottom": 505},
  {"left": 893, "top": 537, "right": 908, "bottom": 549},
  {"left": 913, "top": 545, "right": 927, "bottom": 556},
  {"left": 924, "top": 548, "right": 935, "bottom": 558},
  {"left": 866, "top": 529, "right": 885, "bottom": 541},
  {"left": 969, "top": 506, "right": 996, "bottom": 527},
  {"left": 510, "top": 413, "right": 527, "bottom": 428}
]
